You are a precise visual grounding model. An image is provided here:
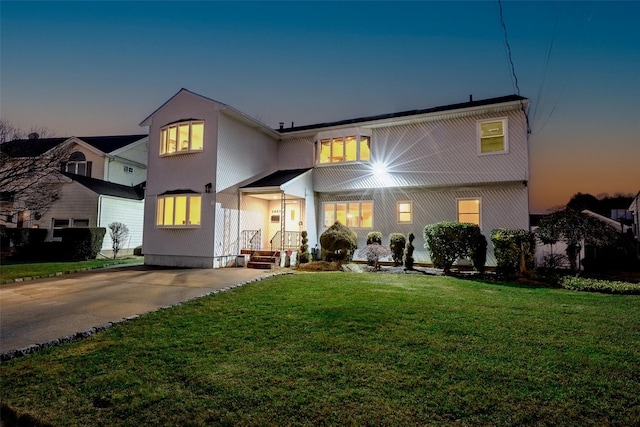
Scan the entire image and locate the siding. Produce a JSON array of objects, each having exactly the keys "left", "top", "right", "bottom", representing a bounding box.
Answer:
[
  {"left": 316, "top": 183, "right": 529, "bottom": 266},
  {"left": 142, "top": 90, "right": 219, "bottom": 261},
  {"left": 314, "top": 108, "right": 528, "bottom": 192},
  {"left": 277, "top": 135, "right": 314, "bottom": 170},
  {"left": 98, "top": 195, "right": 145, "bottom": 250}
]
